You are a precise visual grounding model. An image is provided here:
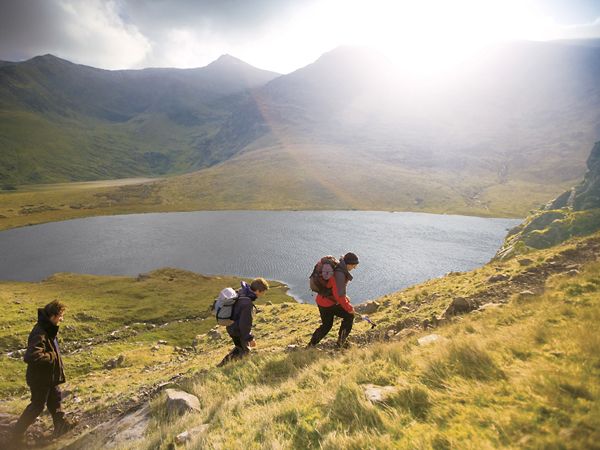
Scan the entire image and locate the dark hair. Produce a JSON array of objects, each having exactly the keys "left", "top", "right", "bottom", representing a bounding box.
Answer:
[
  {"left": 343, "top": 252, "right": 359, "bottom": 265},
  {"left": 44, "top": 300, "right": 66, "bottom": 318},
  {"left": 250, "top": 278, "right": 270, "bottom": 292}
]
